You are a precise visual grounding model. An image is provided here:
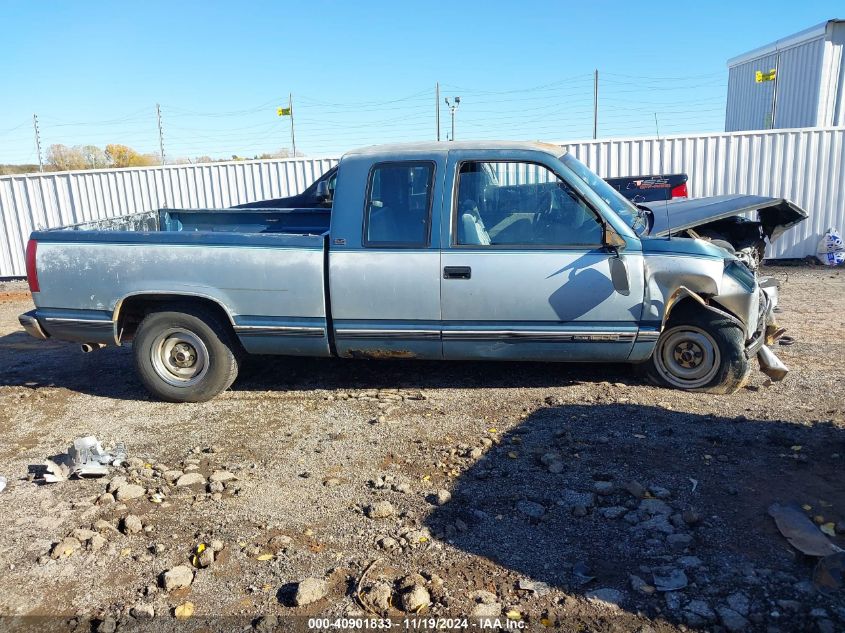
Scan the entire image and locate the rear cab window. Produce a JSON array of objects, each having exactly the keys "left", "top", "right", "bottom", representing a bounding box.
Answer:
[{"left": 363, "top": 162, "right": 434, "bottom": 247}]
